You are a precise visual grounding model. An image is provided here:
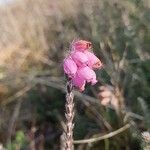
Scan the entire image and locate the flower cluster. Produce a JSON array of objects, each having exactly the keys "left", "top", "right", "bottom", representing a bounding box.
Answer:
[{"left": 63, "top": 40, "right": 103, "bottom": 91}]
